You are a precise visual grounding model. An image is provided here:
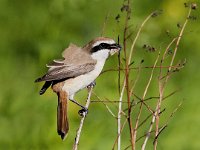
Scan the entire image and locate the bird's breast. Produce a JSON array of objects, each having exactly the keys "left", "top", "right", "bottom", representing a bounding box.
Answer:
[{"left": 62, "top": 59, "right": 106, "bottom": 96}]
